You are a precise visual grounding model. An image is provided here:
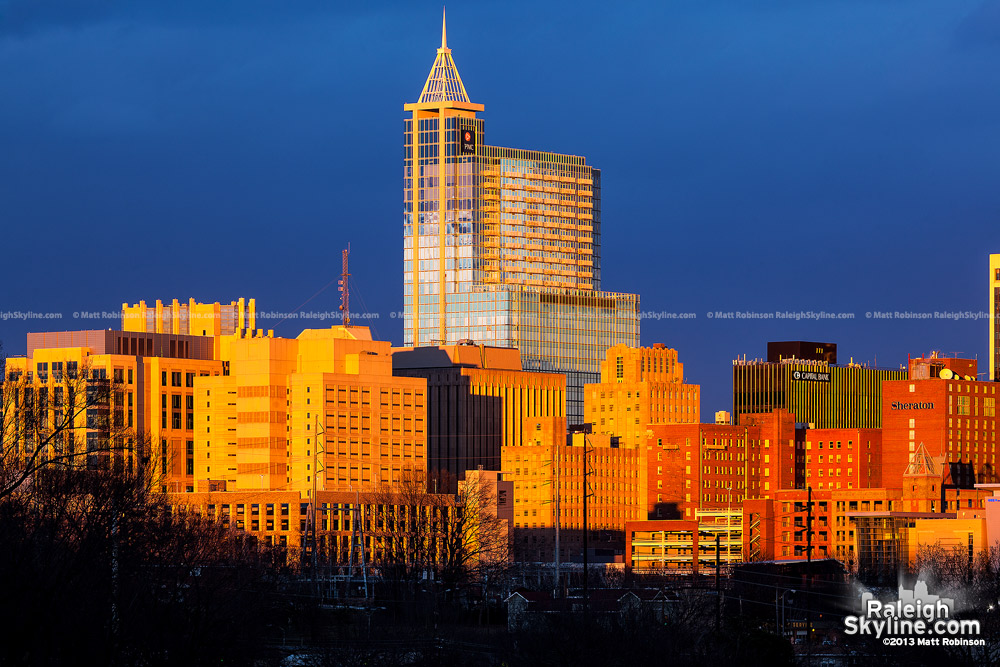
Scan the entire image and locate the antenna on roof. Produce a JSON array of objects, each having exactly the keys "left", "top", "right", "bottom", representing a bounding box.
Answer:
[{"left": 338, "top": 244, "right": 351, "bottom": 327}]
